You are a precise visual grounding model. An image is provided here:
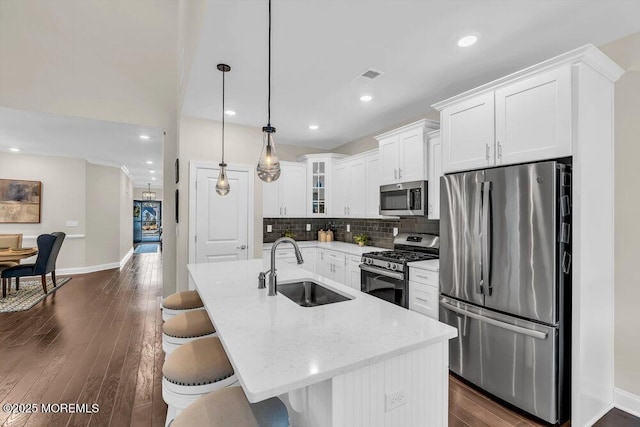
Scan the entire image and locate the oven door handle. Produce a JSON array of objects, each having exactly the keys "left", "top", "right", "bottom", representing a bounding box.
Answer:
[{"left": 359, "top": 264, "right": 405, "bottom": 280}]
